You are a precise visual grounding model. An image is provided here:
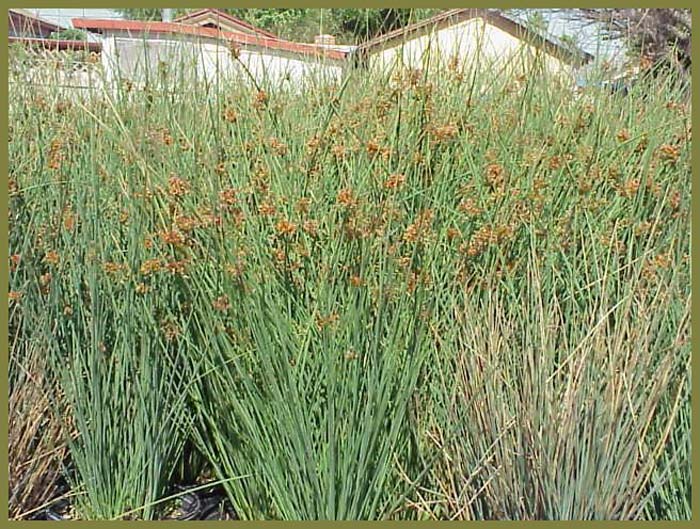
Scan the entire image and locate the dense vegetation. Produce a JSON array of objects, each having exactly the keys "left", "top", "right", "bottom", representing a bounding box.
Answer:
[
  {"left": 573, "top": 9, "right": 691, "bottom": 76},
  {"left": 8, "top": 43, "right": 691, "bottom": 520}
]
